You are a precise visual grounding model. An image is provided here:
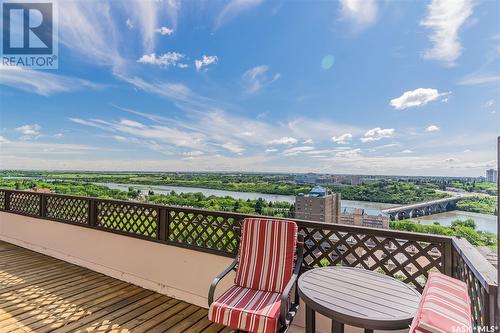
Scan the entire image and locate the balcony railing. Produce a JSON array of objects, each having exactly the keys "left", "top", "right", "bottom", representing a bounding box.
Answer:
[{"left": 0, "top": 188, "right": 497, "bottom": 329}]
